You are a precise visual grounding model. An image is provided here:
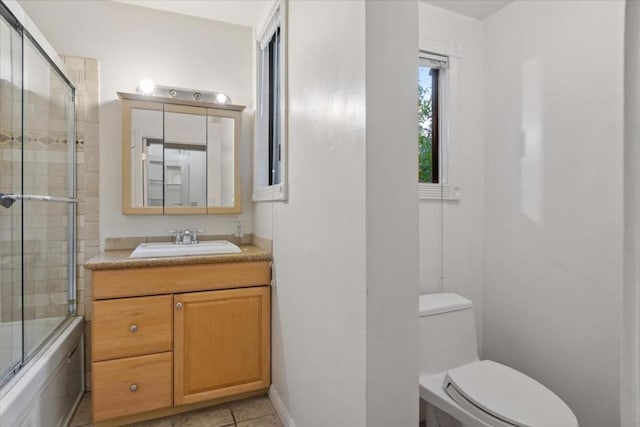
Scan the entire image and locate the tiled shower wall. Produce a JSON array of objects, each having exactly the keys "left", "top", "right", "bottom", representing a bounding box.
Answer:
[
  {"left": 0, "top": 56, "right": 73, "bottom": 323},
  {"left": 63, "top": 55, "right": 99, "bottom": 389},
  {"left": 22, "top": 53, "right": 71, "bottom": 323},
  {"left": 0, "top": 55, "right": 98, "bottom": 387},
  {"left": 0, "top": 77, "right": 21, "bottom": 324}
]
